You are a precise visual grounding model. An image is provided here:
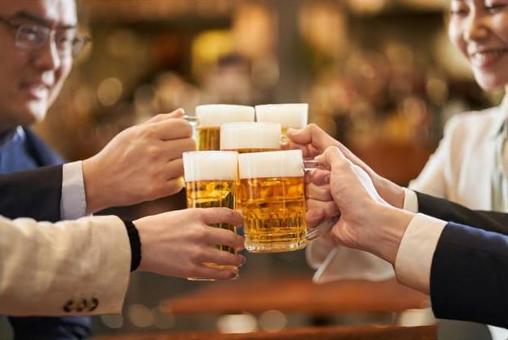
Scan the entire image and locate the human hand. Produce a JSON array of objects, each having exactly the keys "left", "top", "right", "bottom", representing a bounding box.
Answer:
[
  {"left": 83, "top": 109, "right": 196, "bottom": 213},
  {"left": 305, "top": 170, "right": 340, "bottom": 240},
  {"left": 287, "top": 124, "right": 405, "bottom": 208},
  {"left": 134, "top": 208, "right": 246, "bottom": 280},
  {"left": 312, "top": 147, "right": 413, "bottom": 264}
]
